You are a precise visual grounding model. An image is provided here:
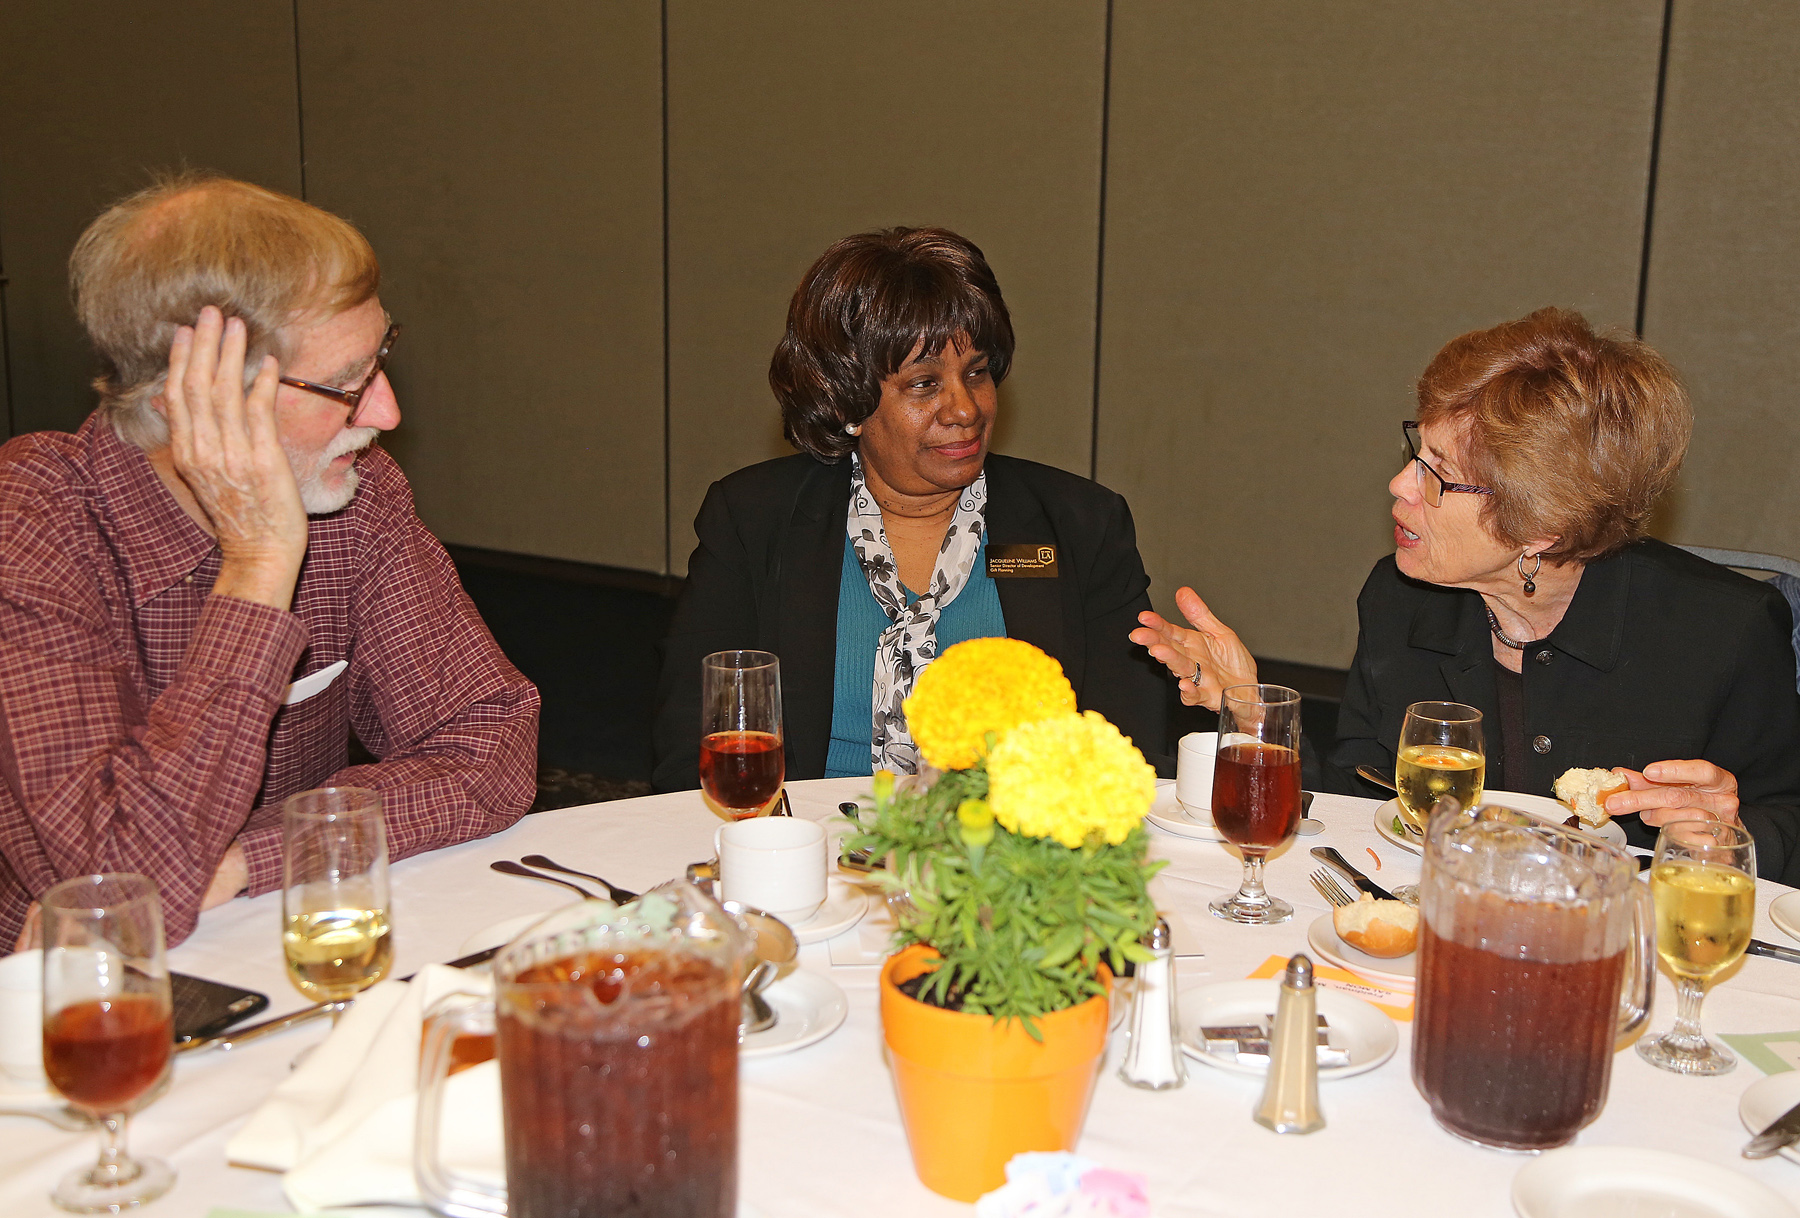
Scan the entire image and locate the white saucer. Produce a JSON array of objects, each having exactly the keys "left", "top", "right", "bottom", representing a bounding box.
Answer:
[
  {"left": 1739, "top": 1070, "right": 1800, "bottom": 1169},
  {"left": 788, "top": 876, "right": 871, "bottom": 945},
  {"left": 1769, "top": 891, "right": 1800, "bottom": 945},
  {"left": 1177, "top": 978, "right": 1397, "bottom": 1080},
  {"left": 1145, "top": 783, "right": 1224, "bottom": 842},
  {"left": 1372, "top": 793, "right": 1628, "bottom": 856},
  {"left": 1512, "top": 1146, "right": 1798, "bottom": 1218},
  {"left": 740, "top": 970, "right": 848, "bottom": 1059},
  {"left": 1305, "top": 913, "right": 1415, "bottom": 989}
]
